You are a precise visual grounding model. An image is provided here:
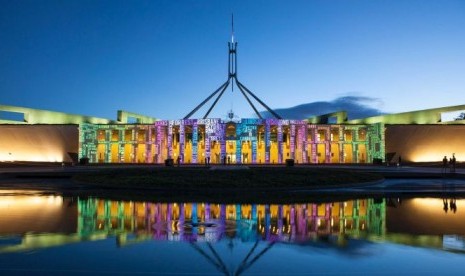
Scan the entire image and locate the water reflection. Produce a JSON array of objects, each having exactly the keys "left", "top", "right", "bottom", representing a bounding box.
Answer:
[
  {"left": 3, "top": 193, "right": 465, "bottom": 273},
  {"left": 1, "top": 195, "right": 388, "bottom": 274},
  {"left": 76, "top": 198, "right": 386, "bottom": 245},
  {"left": 0, "top": 192, "right": 76, "bottom": 235},
  {"left": 1, "top": 194, "right": 464, "bottom": 250},
  {"left": 443, "top": 198, "right": 458, "bottom": 213}
]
